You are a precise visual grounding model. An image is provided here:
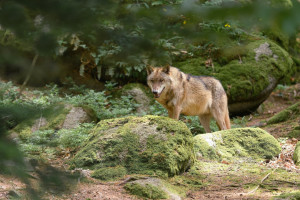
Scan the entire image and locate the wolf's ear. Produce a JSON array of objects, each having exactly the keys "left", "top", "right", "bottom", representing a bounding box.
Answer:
[
  {"left": 162, "top": 65, "right": 170, "bottom": 74},
  {"left": 146, "top": 66, "right": 154, "bottom": 75}
]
